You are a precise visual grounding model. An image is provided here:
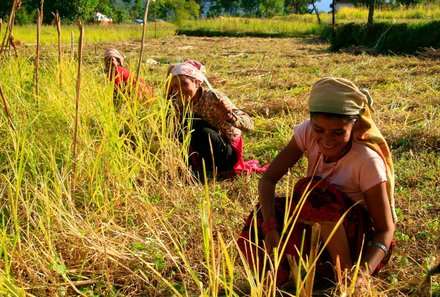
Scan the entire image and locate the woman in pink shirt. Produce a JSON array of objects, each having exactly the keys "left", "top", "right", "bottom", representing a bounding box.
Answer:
[{"left": 238, "top": 77, "right": 396, "bottom": 289}]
